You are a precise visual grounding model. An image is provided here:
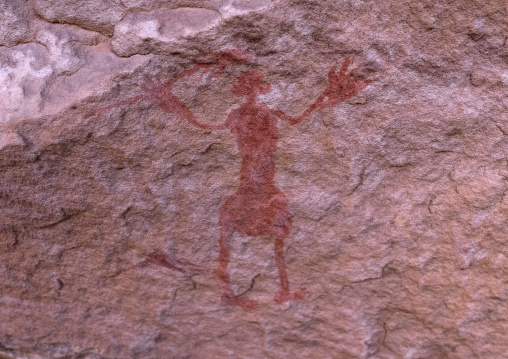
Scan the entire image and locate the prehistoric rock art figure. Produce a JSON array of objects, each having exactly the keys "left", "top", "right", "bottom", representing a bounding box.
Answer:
[
  {"left": 212, "top": 62, "right": 369, "bottom": 310},
  {"left": 90, "top": 51, "right": 370, "bottom": 310}
]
